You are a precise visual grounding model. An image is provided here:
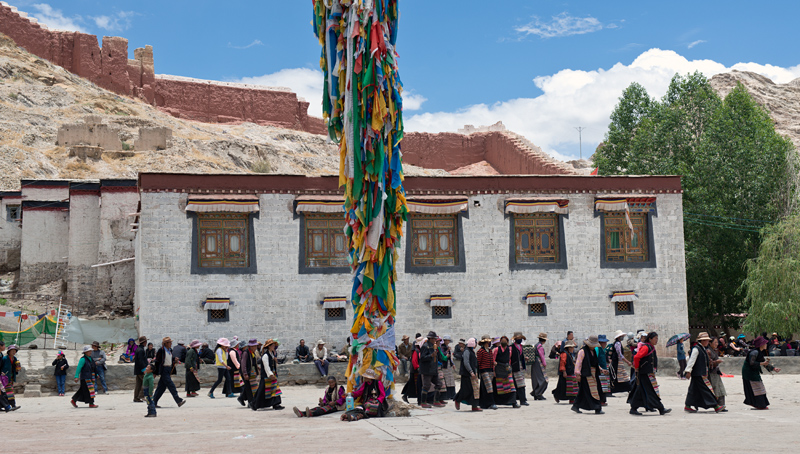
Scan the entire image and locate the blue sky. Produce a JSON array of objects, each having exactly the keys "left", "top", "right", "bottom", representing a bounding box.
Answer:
[{"left": 14, "top": 1, "right": 800, "bottom": 161}]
